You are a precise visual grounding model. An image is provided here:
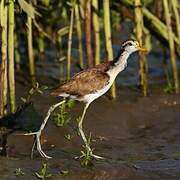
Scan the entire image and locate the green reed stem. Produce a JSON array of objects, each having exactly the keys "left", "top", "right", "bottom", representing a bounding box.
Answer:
[
  {"left": 103, "top": 0, "right": 116, "bottom": 99},
  {"left": 27, "top": 14, "right": 35, "bottom": 86},
  {"left": 171, "top": 0, "right": 180, "bottom": 41},
  {"left": 121, "top": 0, "right": 180, "bottom": 51},
  {"left": 85, "top": 0, "right": 94, "bottom": 68},
  {"left": 134, "top": 0, "right": 148, "bottom": 96},
  {"left": 14, "top": 33, "right": 21, "bottom": 70},
  {"left": 0, "top": 0, "right": 8, "bottom": 117},
  {"left": 75, "top": 3, "right": 84, "bottom": 69},
  {"left": 92, "top": 0, "right": 100, "bottom": 65},
  {"left": 163, "top": 0, "right": 179, "bottom": 93},
  {"left": 8, "top": 0, "right": 16, "bottom": 113},
  {"left": 67, "top": 1, "right": 75, "bottom": 80}
]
